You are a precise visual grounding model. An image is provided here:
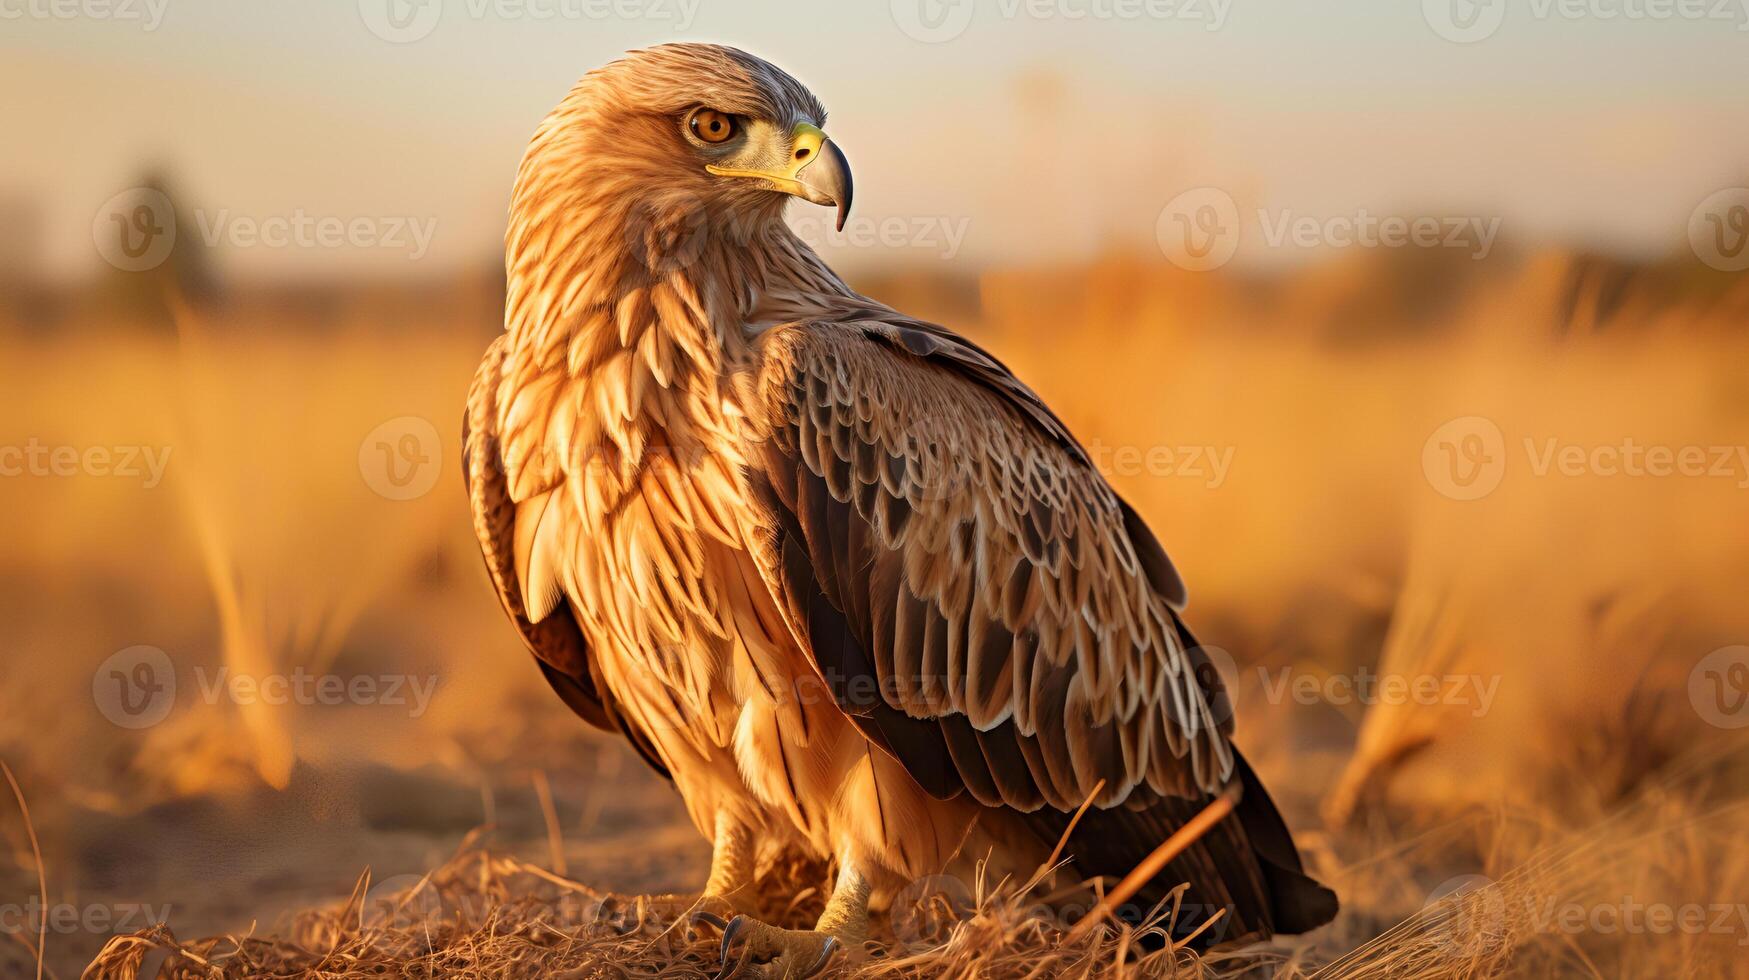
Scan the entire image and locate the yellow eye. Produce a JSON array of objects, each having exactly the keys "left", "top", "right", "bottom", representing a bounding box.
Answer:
[{"left": 688, "top": 108, "right": 736, "bottom": 144}]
